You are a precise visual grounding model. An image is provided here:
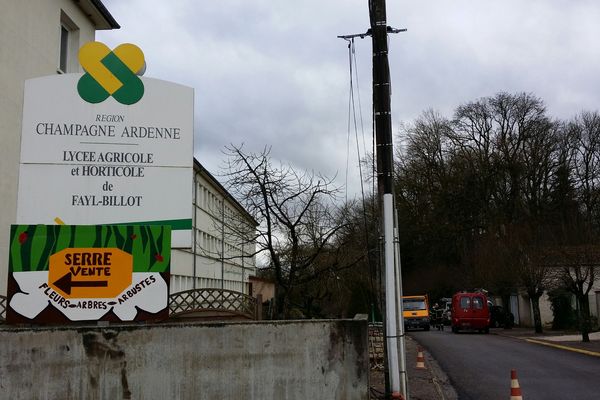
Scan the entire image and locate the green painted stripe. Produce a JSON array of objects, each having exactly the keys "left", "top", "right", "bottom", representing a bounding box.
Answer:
[{"left": 110, "top": 219, "right": 192, "bottom": 230}]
